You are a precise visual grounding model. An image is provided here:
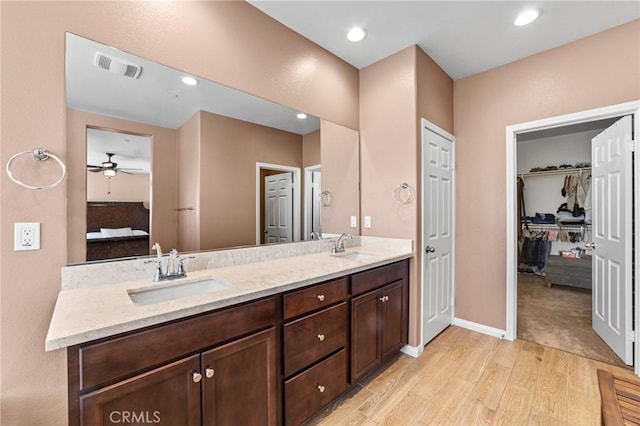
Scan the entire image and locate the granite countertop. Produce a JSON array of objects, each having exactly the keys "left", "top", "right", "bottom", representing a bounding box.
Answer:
[{"left": 46, "top": 244, "right": 413, "bottom": 351}]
